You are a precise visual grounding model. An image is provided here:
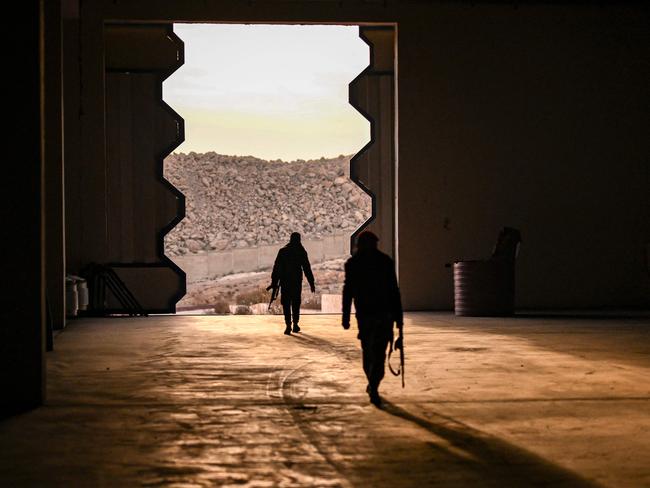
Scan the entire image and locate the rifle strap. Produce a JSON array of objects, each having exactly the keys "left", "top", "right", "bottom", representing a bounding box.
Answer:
[{"left": 388, "top": 335, "right": 401, "bottom": 377}]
